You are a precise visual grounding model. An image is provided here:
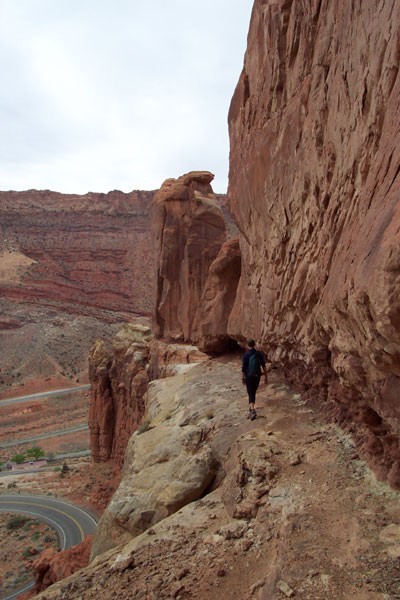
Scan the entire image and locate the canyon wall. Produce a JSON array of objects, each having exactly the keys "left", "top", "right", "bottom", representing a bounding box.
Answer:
[
  {"left": 88, "top": 322, "right": 152, "bottom": 466},
  {"left": 228, "top": 0, "right": 400, "bottom": 485},
  {"left": 0, "top": 189, "right": 156, "bottom": 316}
]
